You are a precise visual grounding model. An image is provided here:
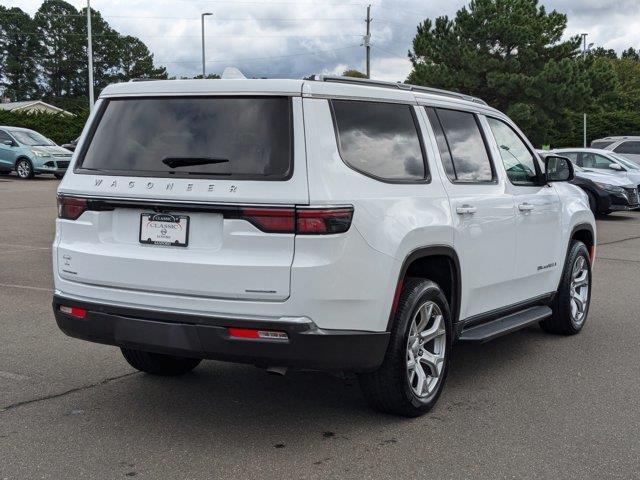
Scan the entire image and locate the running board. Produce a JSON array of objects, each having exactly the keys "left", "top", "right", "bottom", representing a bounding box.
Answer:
[{"left": 458, "top": 306, "right": 552, "bottom": 343}]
